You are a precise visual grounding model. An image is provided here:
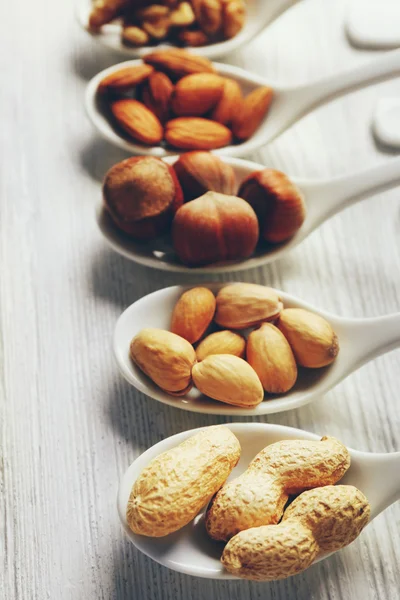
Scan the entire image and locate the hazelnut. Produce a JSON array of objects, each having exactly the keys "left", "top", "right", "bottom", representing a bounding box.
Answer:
[
  {"left": 103, "top": 156, "right": 183, "bottom": 240},
  {"left": 238, "top": 169, "right": 306, "bottom": 243},
  {"left": 172, "top": 191, "right": 259, "bottom": 266},
  {"left": 173, "top": 151, "right": 236, "bottom": 201}
]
